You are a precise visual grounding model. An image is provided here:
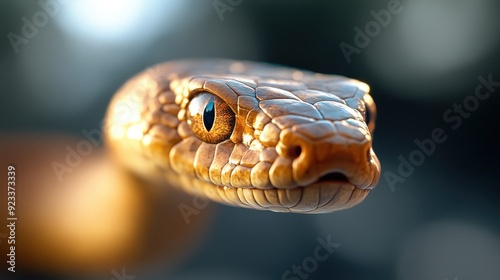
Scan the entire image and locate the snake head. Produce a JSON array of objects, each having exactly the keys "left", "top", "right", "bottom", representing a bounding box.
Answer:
[{"left": 105, "top": 60, "right": 380, "bottom": 214}]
